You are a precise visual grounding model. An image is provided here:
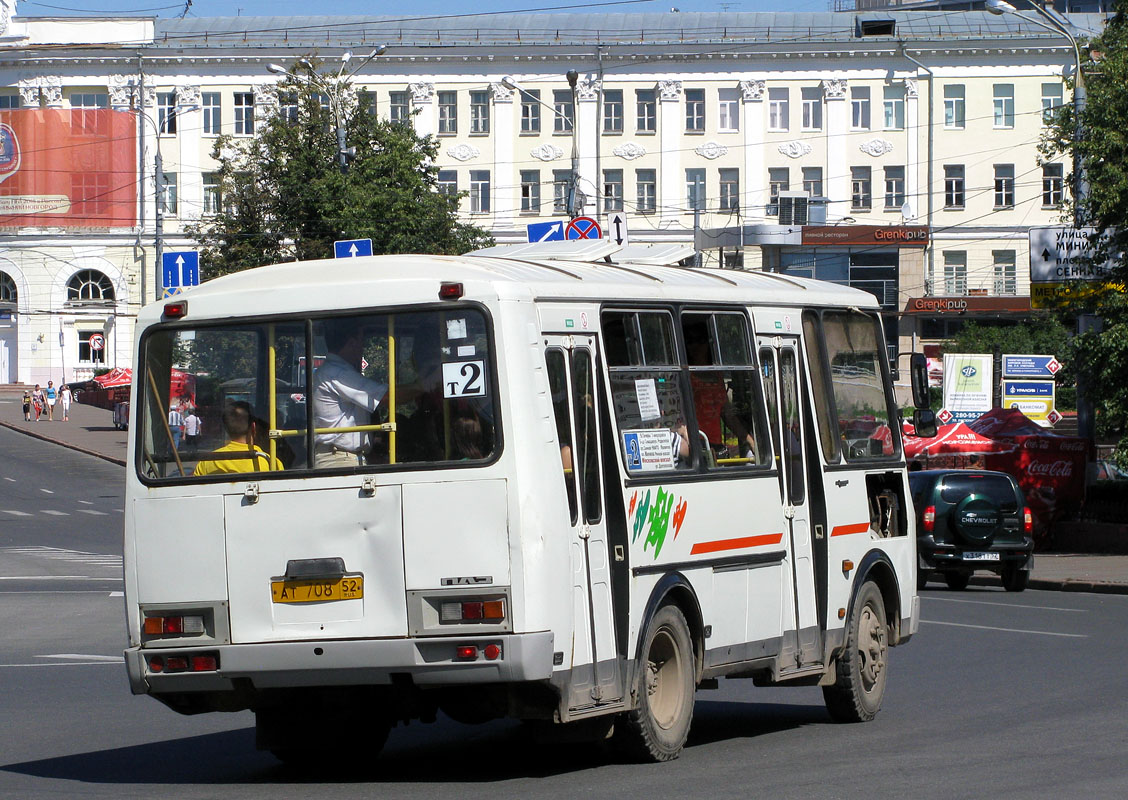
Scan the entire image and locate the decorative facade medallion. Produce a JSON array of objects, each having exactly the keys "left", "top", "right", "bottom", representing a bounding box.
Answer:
[
  {"left": 778, "top": 140, "right": 812, "bottom": 159},
  {"left": 447, "top": 143, "right": 481, "bottom": 162},
  {"left": 19, "top": 75, "right": 62, "bottom": 107},
  {"left": 576, "top": 78, "right": 600, "bottom": 102},
  {"left": 904, "top": 78, "right": 919, "bottom": 99},
  {"left": 489, "top": 82, "right": 513, "bottom": 102},
  {"left": 695, "top": 141, "right": 728, "bottom": 160},
  {"left": 410, "top": 82, "right": 434, "bottom": 104},
  {"left": 821, "top": 78, "right": 847, "bottom": 100},
  {"left": 739, "top": 79, "right": 765, "bottom": 102},
  {"left": 253, "top": 85, "right": 279, "bottom": 114},
  {"left": 107, "top": 74, "right": 135, "bottom": 108},
  {"left": 530, "top": 143, "right": 564, "bottom": 162},
  {"left": 612, "top": 142, "right": 647, "bottom": 161},
  {"left": 859, "top": 138, "right": 895, "bottom": 157},
  {"left": 177, "top": 85, "right": 202, "bottom": 108},
  {"left": 658, "top": 79, "right": 683, "bottom": 102}
]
